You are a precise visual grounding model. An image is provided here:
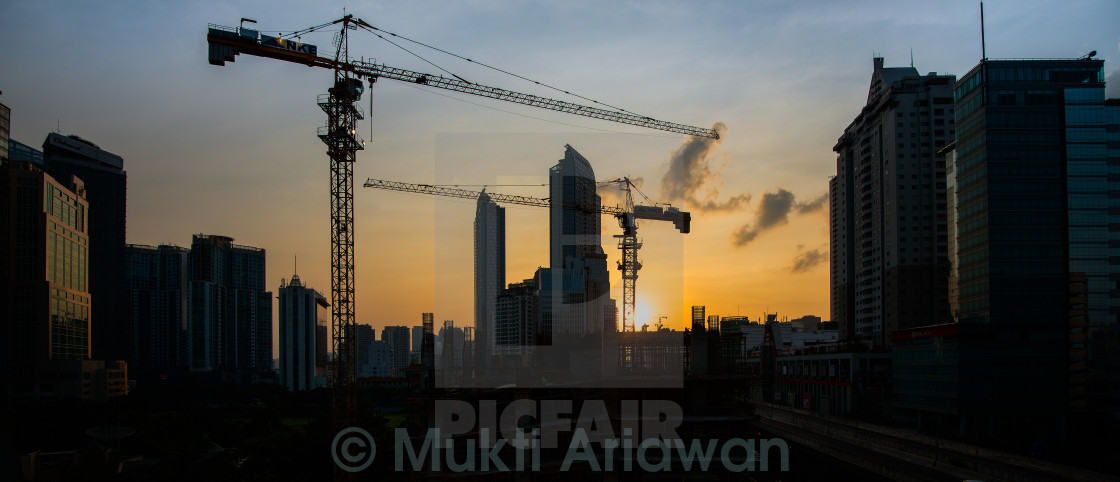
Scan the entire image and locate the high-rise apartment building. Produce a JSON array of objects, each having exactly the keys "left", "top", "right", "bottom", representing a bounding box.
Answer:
[
  {"left": 42, "top": 133, "right": 128, "bottom": 363},
  {"left": 124, "top": 243, "right": 189, "bottom": 374},
  {"left": 187, "top": 234, "right": 272, "bottom": 373},
  {"left": 380, "top": 325, "right": 410, "bottom": 377},
  {"left": 474, "top": 189, "right": 505, "bottom": 372},
  {"left": 278, "top": 274, "right": 328, "bottom": 391},
  {"left": 831, "top": 57, "right": 955, "bottom": 346},
  {"left": 494, "top": 278, "right": 536, "bottom": 359},
  {"left": 361, "top": 340, "right": 392, "bottom": 378},
  {"left": 411, "top": 325, "right": 423, "bottom": 364},
  {"left": 352, "top": 323, "right": 375, "bottom": 376}
]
